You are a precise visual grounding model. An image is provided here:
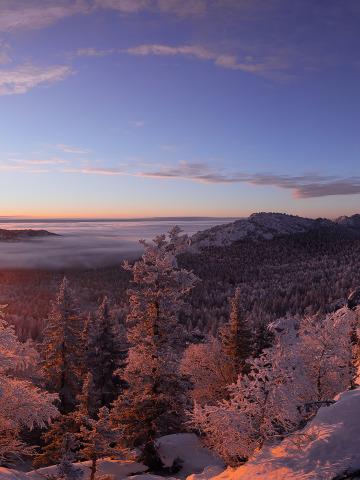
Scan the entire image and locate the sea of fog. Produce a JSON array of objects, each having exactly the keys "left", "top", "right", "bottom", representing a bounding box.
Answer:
[{"left": 0, "top": 218, "right": 237, "bottom": 270}]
